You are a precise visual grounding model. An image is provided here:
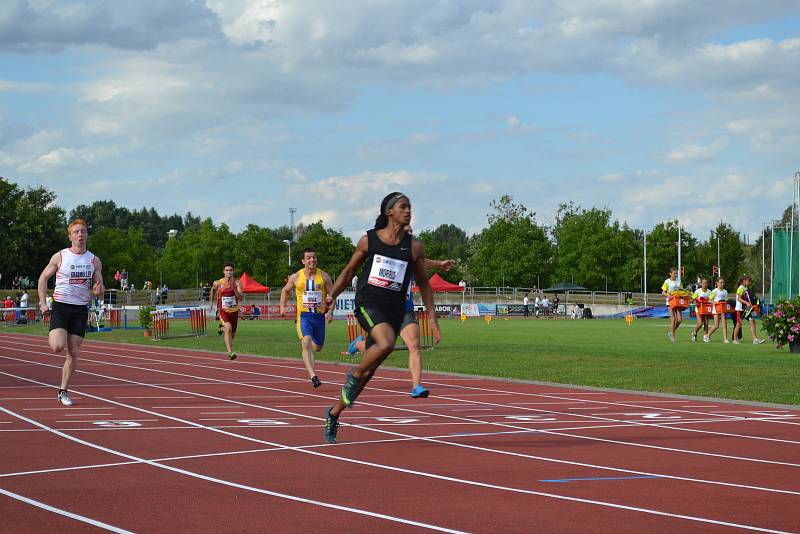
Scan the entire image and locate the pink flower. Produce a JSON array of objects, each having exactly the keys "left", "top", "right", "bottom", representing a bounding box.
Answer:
[
  {"left": 774, "top": 310, "right": 784, "bottom": 318},
  {"left": 789, "top": 335, "right": 795, "bottom": 342}
]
